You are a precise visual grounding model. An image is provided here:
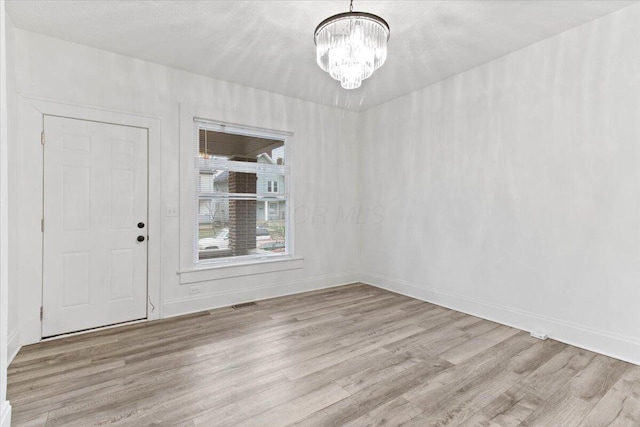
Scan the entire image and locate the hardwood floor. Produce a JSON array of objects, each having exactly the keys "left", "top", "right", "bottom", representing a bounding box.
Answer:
[{"left": 7, "top": 283, "right": 640, "bottom": 426}]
